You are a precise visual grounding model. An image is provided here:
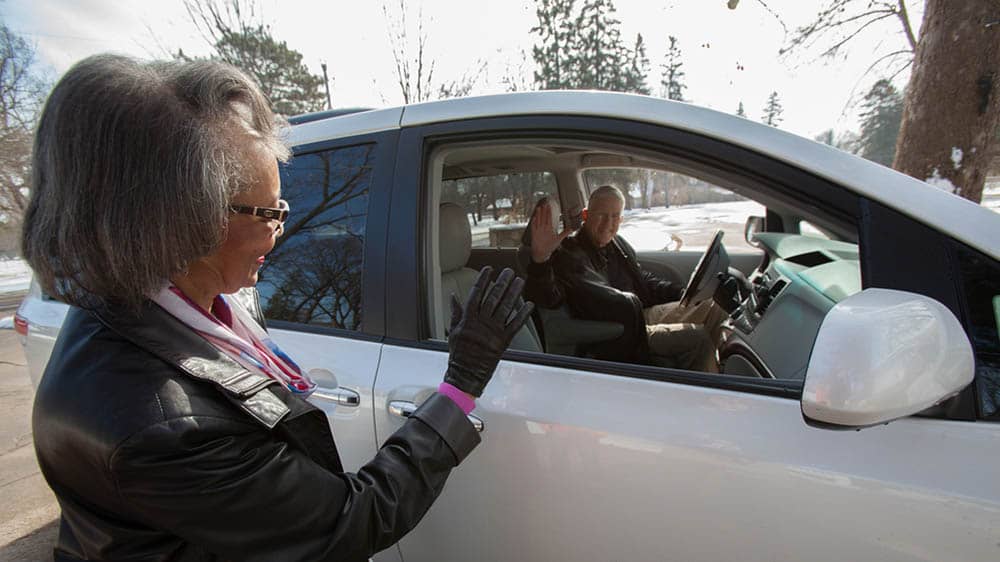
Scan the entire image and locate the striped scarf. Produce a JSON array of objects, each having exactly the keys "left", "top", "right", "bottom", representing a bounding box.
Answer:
[{"left": 151, "top": 285, "right": 316, "bottom": 395}]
